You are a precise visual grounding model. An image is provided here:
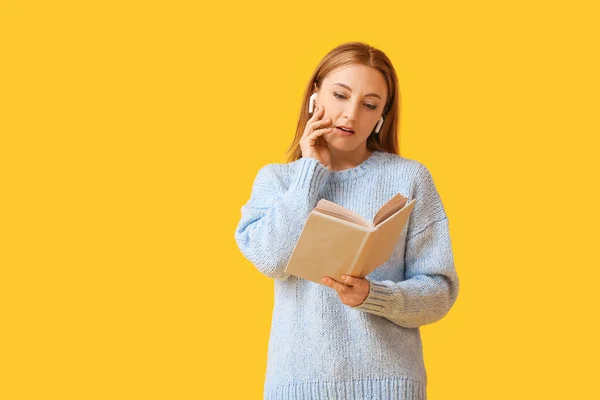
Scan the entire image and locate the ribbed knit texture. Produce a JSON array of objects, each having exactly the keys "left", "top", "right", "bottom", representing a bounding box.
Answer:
[{"left": 234, "top": 150, "right": 460, "bottom": 400}]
